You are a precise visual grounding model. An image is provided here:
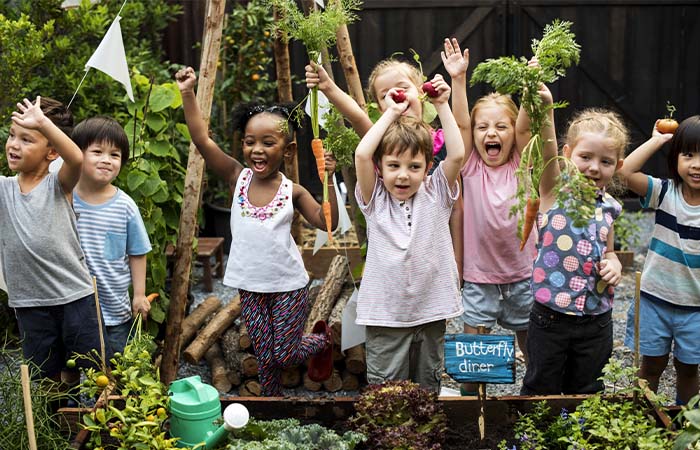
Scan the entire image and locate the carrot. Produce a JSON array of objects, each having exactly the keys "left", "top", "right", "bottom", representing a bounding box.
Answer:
[
  {"left": 146, "top": 293, "right": 159, "bottom": 303},
  {"left": 520, "top": 197, "right": 540, "bottom": 251},
  {"left": 311, "top": 138, "right": 325, "bottom": 183},
  {"left": 323, "top": 200, "right": 333, "bottom": 243}
]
